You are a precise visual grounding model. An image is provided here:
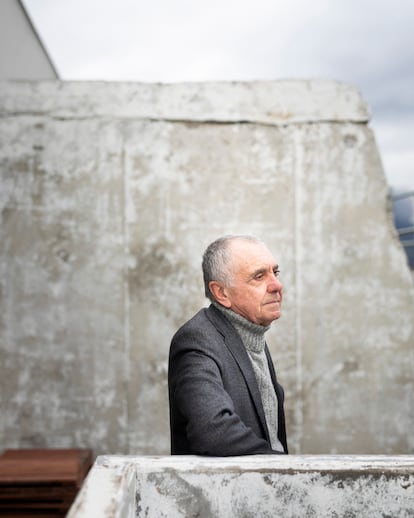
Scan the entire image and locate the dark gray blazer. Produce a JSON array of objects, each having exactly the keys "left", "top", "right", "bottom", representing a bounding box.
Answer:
[{"left": 168, "top": 304, "right": 288, "bottom": 456}]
